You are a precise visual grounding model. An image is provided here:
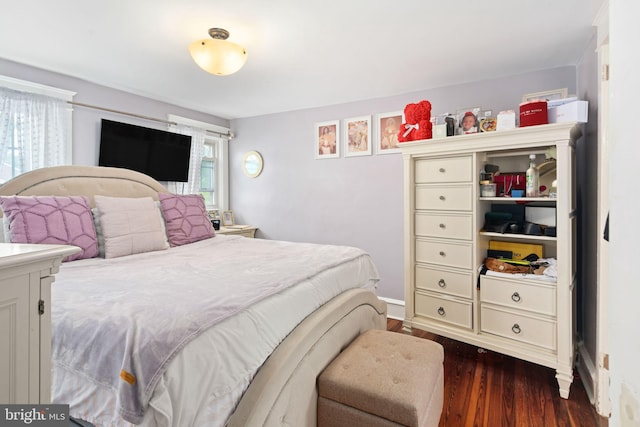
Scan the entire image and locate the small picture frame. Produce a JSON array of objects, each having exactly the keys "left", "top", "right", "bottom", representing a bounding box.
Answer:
[
  {"left": 222, "top": 210, "right": 234, "bottom": 226},
  {"left": 521, "top": 88, "right": 568, "bottom": 103},
  {"left": 315, "top": 120, "right": 340, "bottom": 159},
  {"left": 479, "top": 117, "right": 497, "bottom": 132},
  {"left": 376, "top": 111, "right": 403, "bottom": 154},
  {"left": 456, "top": 107, "right": 481, "bottom": 135},
  {"left": 345, "top": 115, "right": 372, "bottom": 157}
]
